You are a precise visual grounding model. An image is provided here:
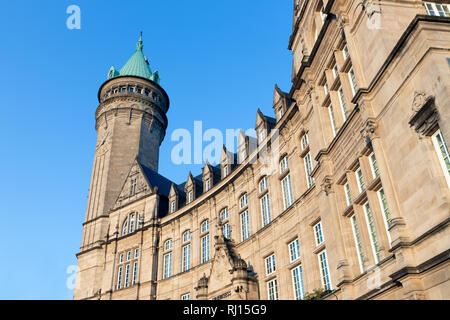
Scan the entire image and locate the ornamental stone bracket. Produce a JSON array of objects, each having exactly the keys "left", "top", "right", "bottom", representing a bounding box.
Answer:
[
  {"left": 408, "top": 92, "right": 438, "bottom": 138},
  {"left": 321, "top": 176, "right": 333, "bottom": 196},
  {"left": 360, "top": 117, "right": 378, "bottom": 140}
]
